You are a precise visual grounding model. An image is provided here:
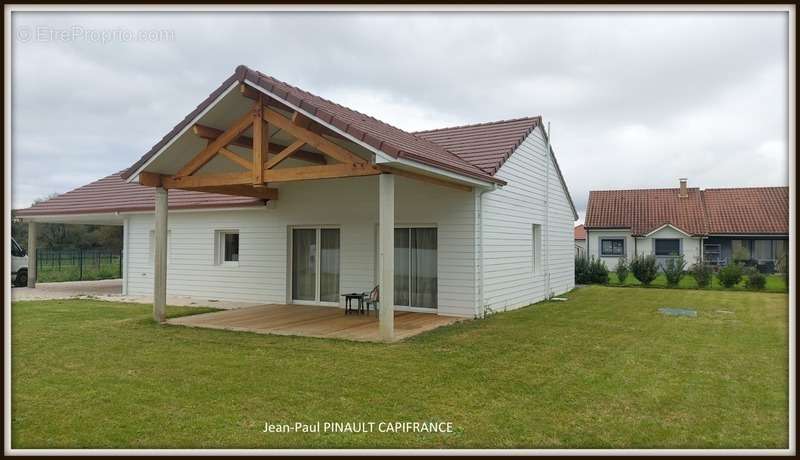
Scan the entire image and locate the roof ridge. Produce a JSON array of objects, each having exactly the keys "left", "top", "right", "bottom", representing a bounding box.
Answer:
[
  {"left": 414, "top": 116, "right": 541, "bottom": 134},
  {"left": 590, "top": 187, "right": 700, "bottom": 193}
]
